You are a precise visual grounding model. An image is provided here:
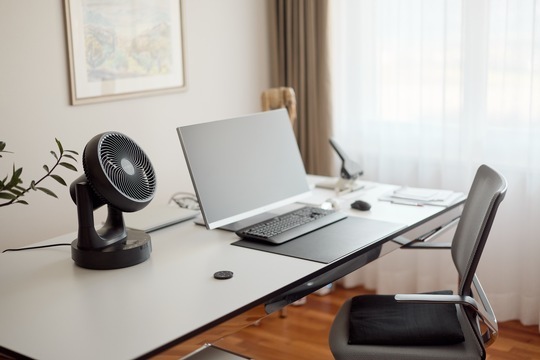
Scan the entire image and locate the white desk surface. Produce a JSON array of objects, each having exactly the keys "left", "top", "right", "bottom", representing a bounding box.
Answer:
[{"left": 0, "top": 177, "right": 461, "bottom": 360}]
